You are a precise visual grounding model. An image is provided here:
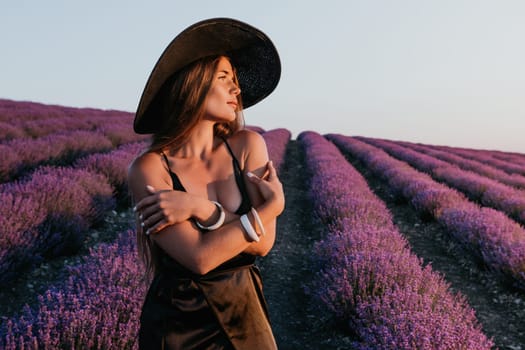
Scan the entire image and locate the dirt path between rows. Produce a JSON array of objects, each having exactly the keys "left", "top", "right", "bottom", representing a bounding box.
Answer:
[{"left": 258, "top": 140, "right": 352, "bottom": 349}]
